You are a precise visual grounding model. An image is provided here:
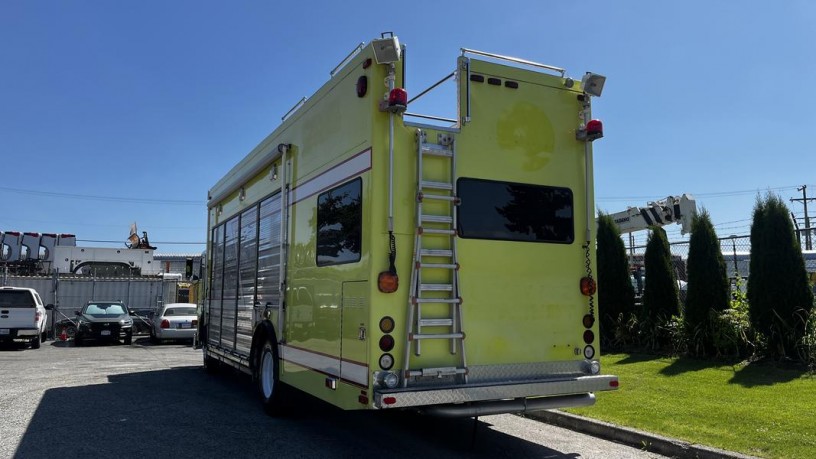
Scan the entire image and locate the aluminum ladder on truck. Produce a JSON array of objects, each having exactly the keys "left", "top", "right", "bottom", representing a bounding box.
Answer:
[{"left": 403, "top": 129, "right": 468, "bottom": 388}]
